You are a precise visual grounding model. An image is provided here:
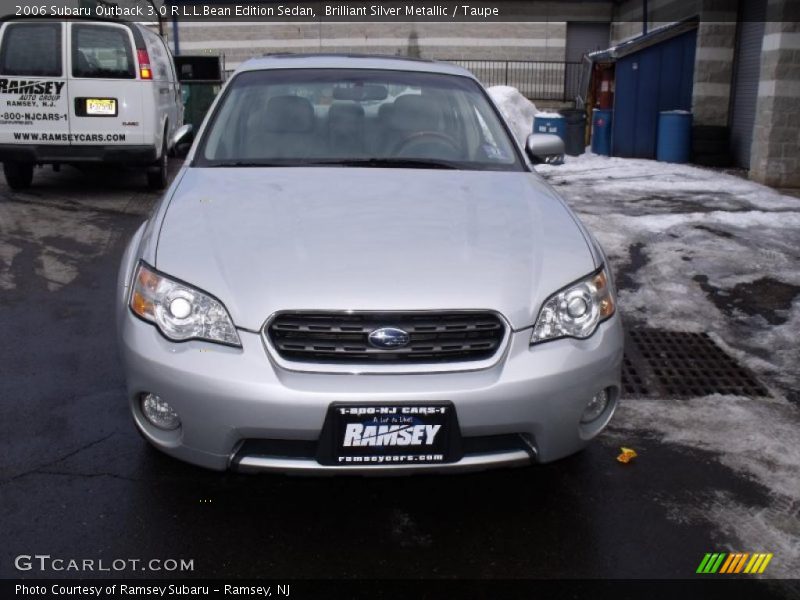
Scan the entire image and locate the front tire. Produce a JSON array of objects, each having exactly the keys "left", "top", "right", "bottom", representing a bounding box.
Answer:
[
  {"left": 146, "top": 137, "right": 168, "bottom": 191},
  {"left": 3, "top": 161, "right": 34, "bottom": 190}
]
